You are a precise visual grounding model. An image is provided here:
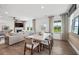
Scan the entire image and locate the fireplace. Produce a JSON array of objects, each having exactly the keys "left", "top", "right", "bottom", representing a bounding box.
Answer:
[
  {"left": 15, "top": 27, "right": 24, "bottom": 33},
  {"left": 17, "top": 30, "right": 22, "bottom": 33},
  {"left": 14, "top": 20, "right": 25, "bottom": 33}
]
